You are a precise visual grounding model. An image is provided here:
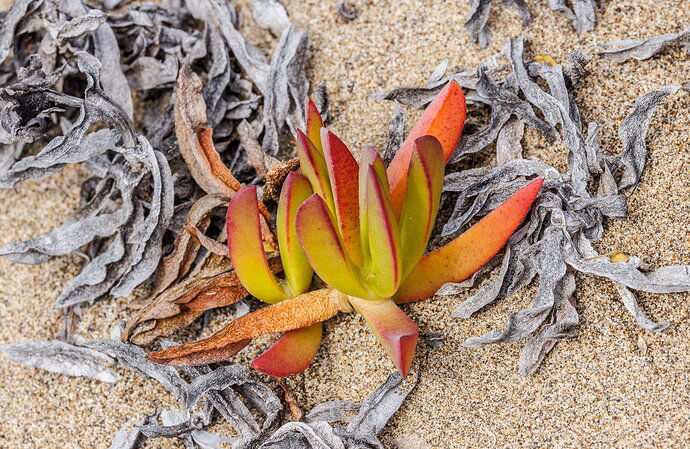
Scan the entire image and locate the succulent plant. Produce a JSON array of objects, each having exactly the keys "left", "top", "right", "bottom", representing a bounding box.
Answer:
[{"left": 148, "top": 81, "right": 543, "bottom": 377}]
